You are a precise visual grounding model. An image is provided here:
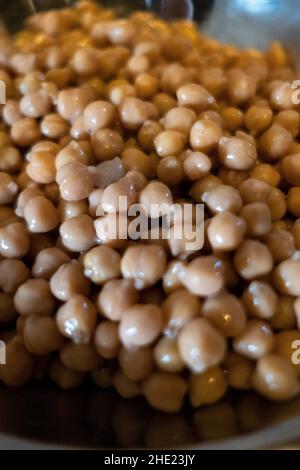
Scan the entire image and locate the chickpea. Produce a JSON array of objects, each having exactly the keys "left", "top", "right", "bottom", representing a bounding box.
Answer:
[
  {"left": 252, "top": 354, "right": 300, "bottom": 401},
  {"left": 142, "top": 372, "right": 187, "bottom": 413},
  {"left": 282, "top": 153, "right": 300, "bottom": 185},
  {"left": 259, "top": 124, "right": 293, "bottom": 161},
  {"left": 83, "top": 246, "right": 121, "bottom": 285},
  {"left": 55, "top": 141, "right": 93, "bottom": 170},
  {"left": 189, "top": 366, "right": 227, "bottom": 407},
  {"left": 0, "top": 172, "right": 18, "bottom": 204},
  {"left": 153, "top": 92, "right": 177, "bottom": 115},
  {"left": 32, "top": 247, "right": 70, "bottom": 280},
  {"left": 233, "top": 320, "right": 274, "bottom": 360},
  {"left": 154, "top": 130, "right": 186, "bottom": 158},
  {"left": 24, "top": 196, "right": 59, "bottom": 233},
  {"left": 0, "top": 335, "right": 34, "bottom": 387},
  {"left": 287, "top": 187, "right": 300, "bottom": 217},
  {"left": 177, "top": 83, "right": 215, "bottom": 110},
  {"left": 219, "top": 136, "right": 257, "bottom": 170},
  {"left": 190, "top": 119, "right": 223, "bottom": 153},
  {"left": 57, "top": 161, "right": 94, "bottom": 201},
  {"left": 14, "top": 278, "right": 55, "bottom": 316},
  {"left": 139, "top": 181, "right": 173, "bottom": 219},
  {"left": 0, "top": 147, "right": 22, "bottom": 174},
  {"left": 20, "top": 89, "right": 52, "bottom": 119},
  {"left": 97, "top": 279, "right": 138, "bottom": 321},
  {"left": 134, "top": 72, "right": 159, "bottom": 99},
  {"left": 72, "top": 47, "right": 100, "bottom": 77},
  {"left": 113, "top": 370, "right": 141, "bottom": 398},
  {"left": 271, "top": 296, "right": 296, "bottom": 330},
  {"left": 137, "top": 120, "right": 163, "bottom": 153},
  {"left": 160, "top": 63, "right": 191, "bottom": 95},
  {"left": 91, "top": 128, "right": 124, "bottom": 162},
  {"left": 203, "top": 184, "right": 242, "bottom": 214},
  {"left": 227, "top": 68, "right": 257, "bottom": 105},
  {"left": 180, "top": 255, "right": 224, "bottom": 297},
  {"left": 41, "top": 113, "right": 69, "bottom": 140},
  {"left": 57, "top": 86, "right": 94, "bottom": 123},
  {"left": 121, "top": 148, "right": 152, "bottom": 178},
  {"left": 50, "top": 260, "right": 90, "bottom": 301},
  {"left": 2, "top": 100, "right": 22, "bottom": 126},
  {"left": 274, "top": 110, "right": 299, "bottom": 138},
  {"left": 119, "top": 345, "right": 154, "bottom": 381},
  {"left": 266, "top": 229, "right": 295, "bottom": 263},
  {"left": 119, "top": 303, "right": 163, "bottom": 349},
  {"left": 60, "top": 341, "right": 101, "bottom": 372},
  {"left": 222, "top": 107, "right": 244, "bottom": 133},
  {"left": 23, "top": 314, "right": 64, "bottom": 355},
  {"left": 26, "top": 150, "right": 56, "bottom": 184},
  {"left": 226, "top": 353, "right": 254, "bottom": 390},
  {"left": 234, "top": 239, "right": 273, "bottom": 280},
  {"left": 207, "top": 212, "right": 245, "bottom": 252},
  {"left": 162, "top": 260, "right": 185, "bottom": 294},
  {"left": 94, "top": 212, "right": 128, "bottom": 249},
  {"left": 60, "top": 214, "right": 96, "bottom": 252},
  {"left": 178, "top": 317, "right": 226, "bottom": 373},
  {"left": 0, "top": 222, "right": 30, "bottom": 258},
  {"left": 162, "top": 288, "right": 200, "bottom": 336},
  {"left": 121, "top": 244, "right": 166, "bottom": 289},
  {"left": 0, "top": 259, "right": 29, "bottom": 294},
  {"left": 270, "top": 81, "right": 296, "bottom": 111},
  {"left": 119, "top": 97, "right": 152, "bottom": 130},
  {"left": 11, "top": 118, "right": 41, "bottom": 147},
  {"left": 83, "top": 100, "right": 117, "bottom": 134},
  {"left": 202, "top": 291, "right": 246, "bottom": 337},
  {"left": 156, "top": 156, "right": 183, "bottom": 186},
  {"left": 153, "top": 337, "right": 184, "bottom": 373},
  {"left": 239, "top": 177, "right": 272, "bottom": 204},
  {"left": 273, "top": 253, "right": 300, "bottom": 296},
  {"left": 56, "top": 294, "right": 97, "bottom": 344},
  {"left": 183, "top": 151, "right": 212, "bottom": 181},
  {"left": 250, "top": 163, "right": 281, "bottom": 187},
  {"left": 49, "top": 358, "right": 86, "bottom": 390},
  {"left": 161, "top": 107, "right": 197, "bottom": 136},
  {"left": 242, "top": 281, "right": 277, "bottom": 321},
  {"left": 58, "top": 199, "right": 88, "bottom": 221},
  {"left": 70, "top": 116, "right": 88, "bottom": 141},
  {"left": 240, "top": 202, "right": 272, "bottom": 238}
]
